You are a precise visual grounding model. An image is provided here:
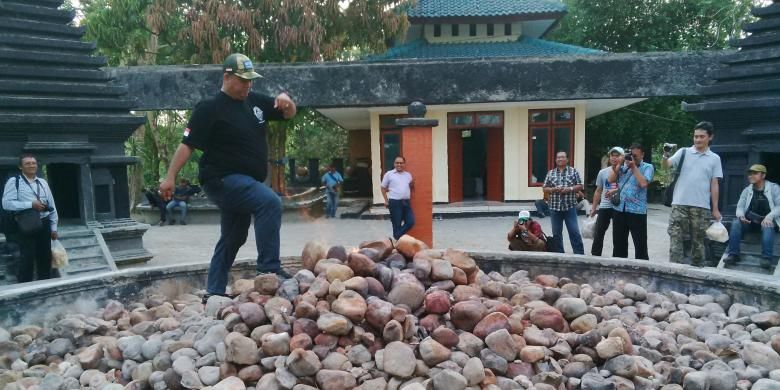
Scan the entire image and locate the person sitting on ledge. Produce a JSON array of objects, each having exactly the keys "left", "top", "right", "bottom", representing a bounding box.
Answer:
[
  {"left": 508, "top": 210, "right": 547, "bottom": 252},
  {"left": 723, "top": 164, "right": 779, "bottom": 269}
]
